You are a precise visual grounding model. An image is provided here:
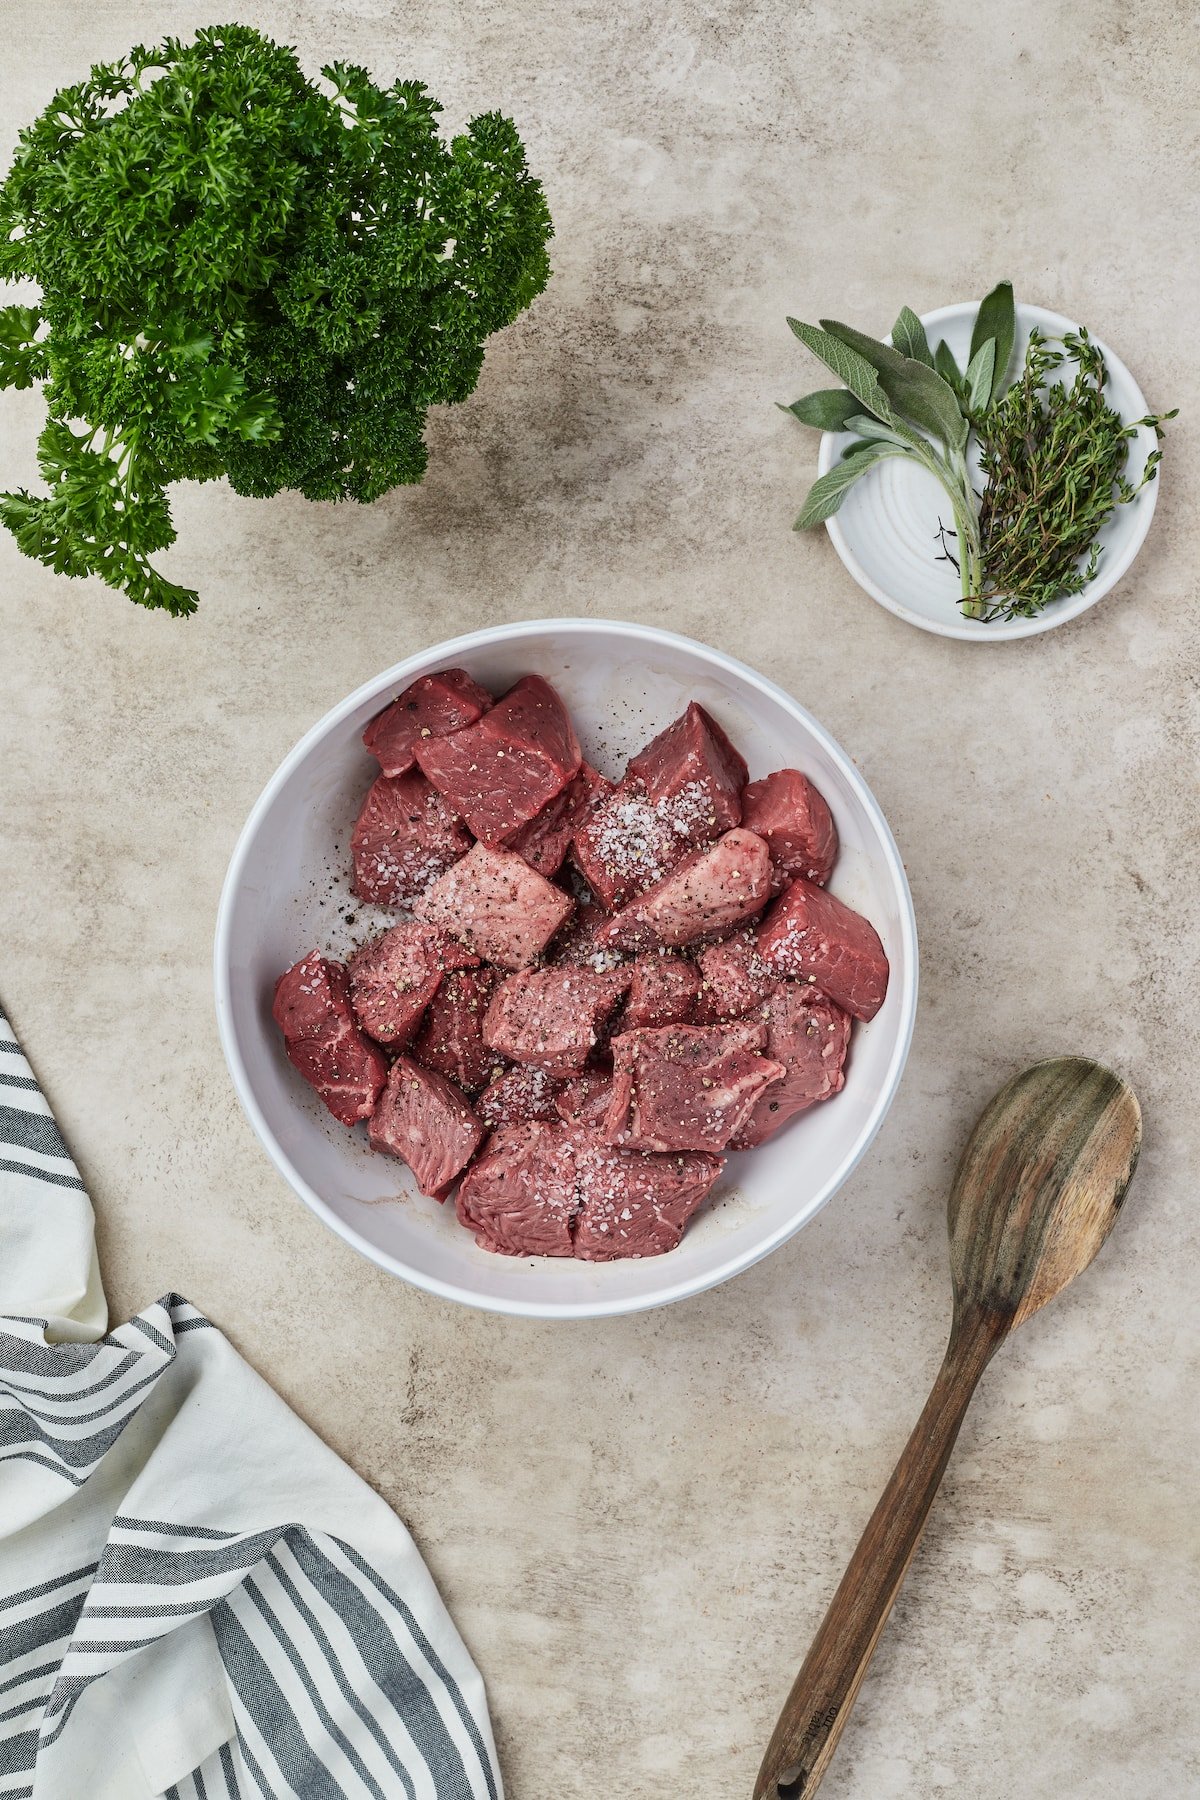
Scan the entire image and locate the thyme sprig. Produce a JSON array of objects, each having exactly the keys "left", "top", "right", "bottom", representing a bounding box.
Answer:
[{"left": 972, "top": 328, "right": 1175, "bottom": 622}]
